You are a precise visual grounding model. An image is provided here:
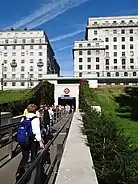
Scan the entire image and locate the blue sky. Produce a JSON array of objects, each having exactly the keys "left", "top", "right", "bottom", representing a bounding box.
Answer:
[{"left": 0, "top": 0, "right": 138, "bottom": 76}]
